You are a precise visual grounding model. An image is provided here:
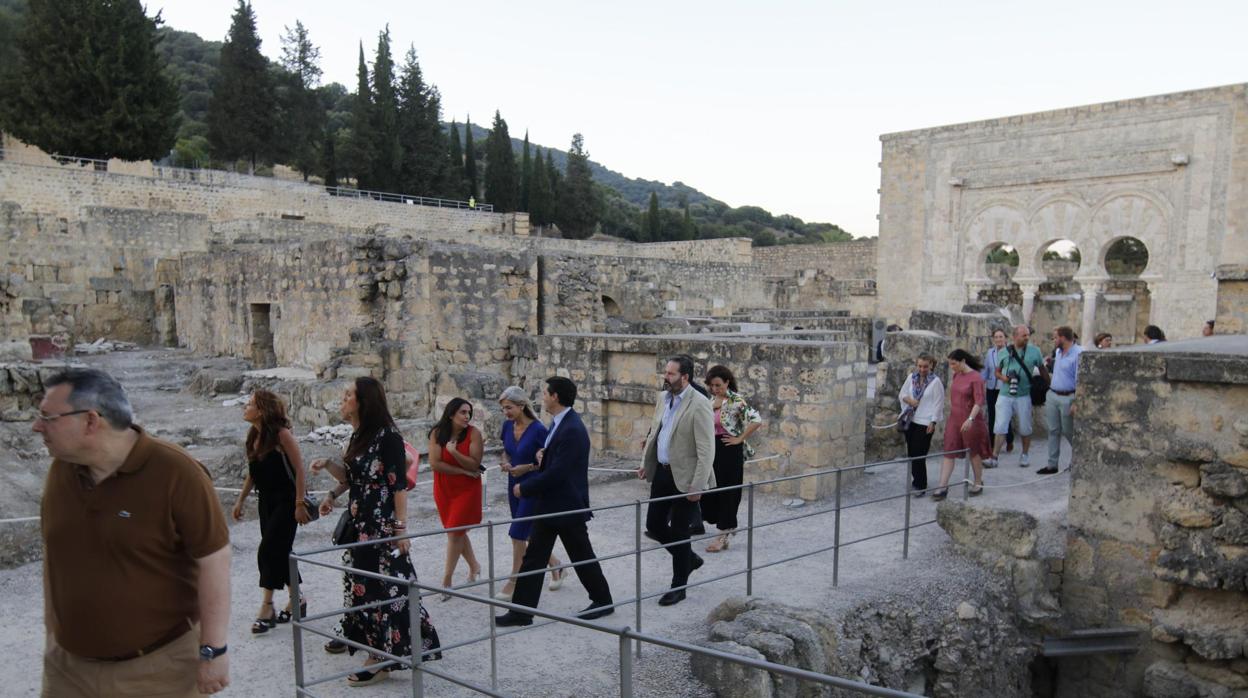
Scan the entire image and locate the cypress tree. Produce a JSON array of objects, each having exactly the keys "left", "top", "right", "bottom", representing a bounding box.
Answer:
[
  {"left": 545, "top": 150, "right": 560, "bottom": 222},
  {"left": 520, "top": 131, "right": 531, "bottom": 212},
  {"left": 447, "top": 119, "right": 464, "bottom": 196},
  {"left": 396, "top": 45, "right": 448, "bottom": 196},
  {"left": 556, "top": 133, "right": 600, "bottom": 239},
  {"left": 463, "top": 116, "right": 478, "bottom": 199},
  {"left": 483, "top": 110, "right": 519, "bottom": 211},
  {"left": 341, "top": 43, "right": 374, "bottom": 188},
  {"left": 277, "top": 20, "right": 323, "bottom": 180},
  {"left": 528, "top": 146, "right": 551, "bottom": 226},
  {"left": 369, "top": 26, "right": 401, "bottom": 191},
  {"left": 682, "top": 201, "right": 697, "bottom": 240},
  {"left": 1, "top": 0, "right": 180, "bottom": 161},
  {"left": 207, "top": 0, "right": 275, "bottom": 174},
  {"left": 645, "top": 191, "right": 661, "bottom": 242},
  {"left": 321, "top": 125, "right": 338, "bottom": 186}
]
